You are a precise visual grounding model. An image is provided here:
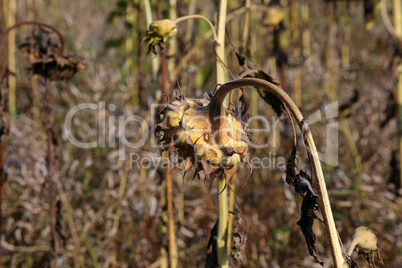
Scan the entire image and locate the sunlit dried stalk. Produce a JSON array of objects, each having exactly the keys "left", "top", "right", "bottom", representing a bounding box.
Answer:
[
  {"left": 154, "top": 77, "right": 345, "bottom": 267},
  {"left": 148, "top": 3, "right": 344, "bottom": 266},
  {"left": 212, "top": 78, "right": 345, "bottom": 267},
  {"left": 215, "top": 1, "right": 229, "bottom": 267}
]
